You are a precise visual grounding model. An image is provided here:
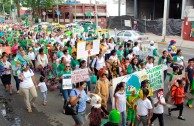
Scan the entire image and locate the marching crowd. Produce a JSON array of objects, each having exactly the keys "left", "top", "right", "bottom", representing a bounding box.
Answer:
[{"left": 0, "top": 22, "right": 194, "bottom": 126}]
